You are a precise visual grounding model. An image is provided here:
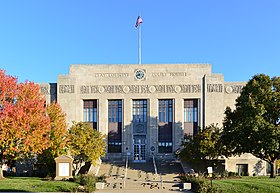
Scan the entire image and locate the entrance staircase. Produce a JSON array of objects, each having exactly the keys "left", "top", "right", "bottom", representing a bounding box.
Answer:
[{"left": 97, "top": 160, "right": 184, "bottom": 191}]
